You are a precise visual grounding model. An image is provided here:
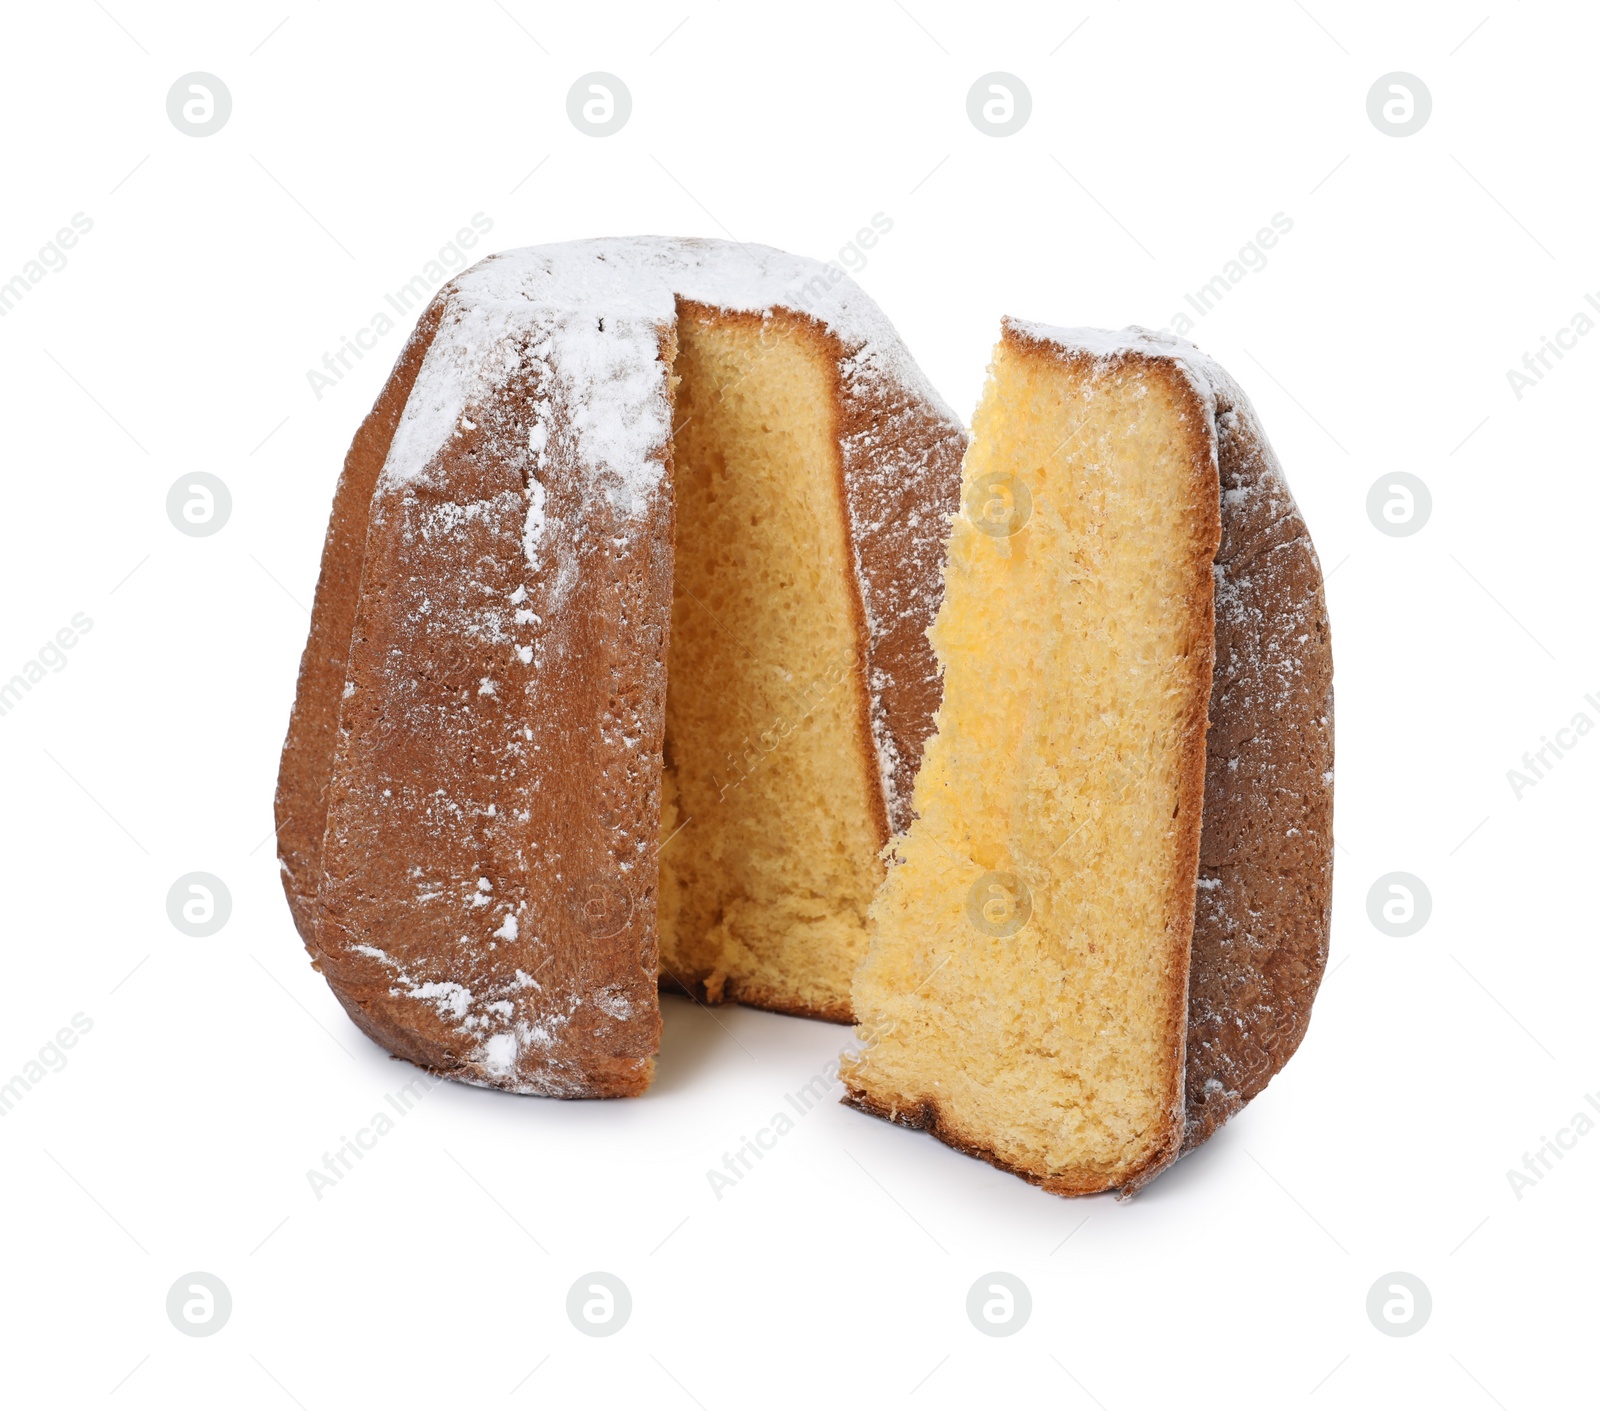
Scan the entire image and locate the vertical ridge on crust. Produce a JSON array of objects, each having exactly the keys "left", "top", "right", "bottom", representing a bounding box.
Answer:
[
  {"left": 1179, "top": 364, "right": 1334, "bottom": 1152},
  {"left": 275, "top": 298, "right": 447, "bottom": 951},
  {"left": 314, "top": 307, "right": 676, "bottom": 1098},
  {"left": 834, "top": 343, "right": 968, "bottom": 832}
]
